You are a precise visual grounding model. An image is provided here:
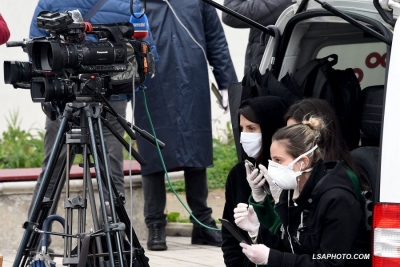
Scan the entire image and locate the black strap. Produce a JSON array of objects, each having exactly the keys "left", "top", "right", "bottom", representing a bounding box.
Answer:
[
  {"left": 312, "top": 68, "right": 329, "bottom": 98},
  {"left": 293, "top": 59, "right": 320, "bottom": 90},
  {"left": 83, "top": 0, "right": 108, "bottom": 21},
  {"left": 312, "top": 55, "right": 338, "bottom": 99},
  {"left": 293, "top": 54, "right": 338, "bottom": 91}
]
